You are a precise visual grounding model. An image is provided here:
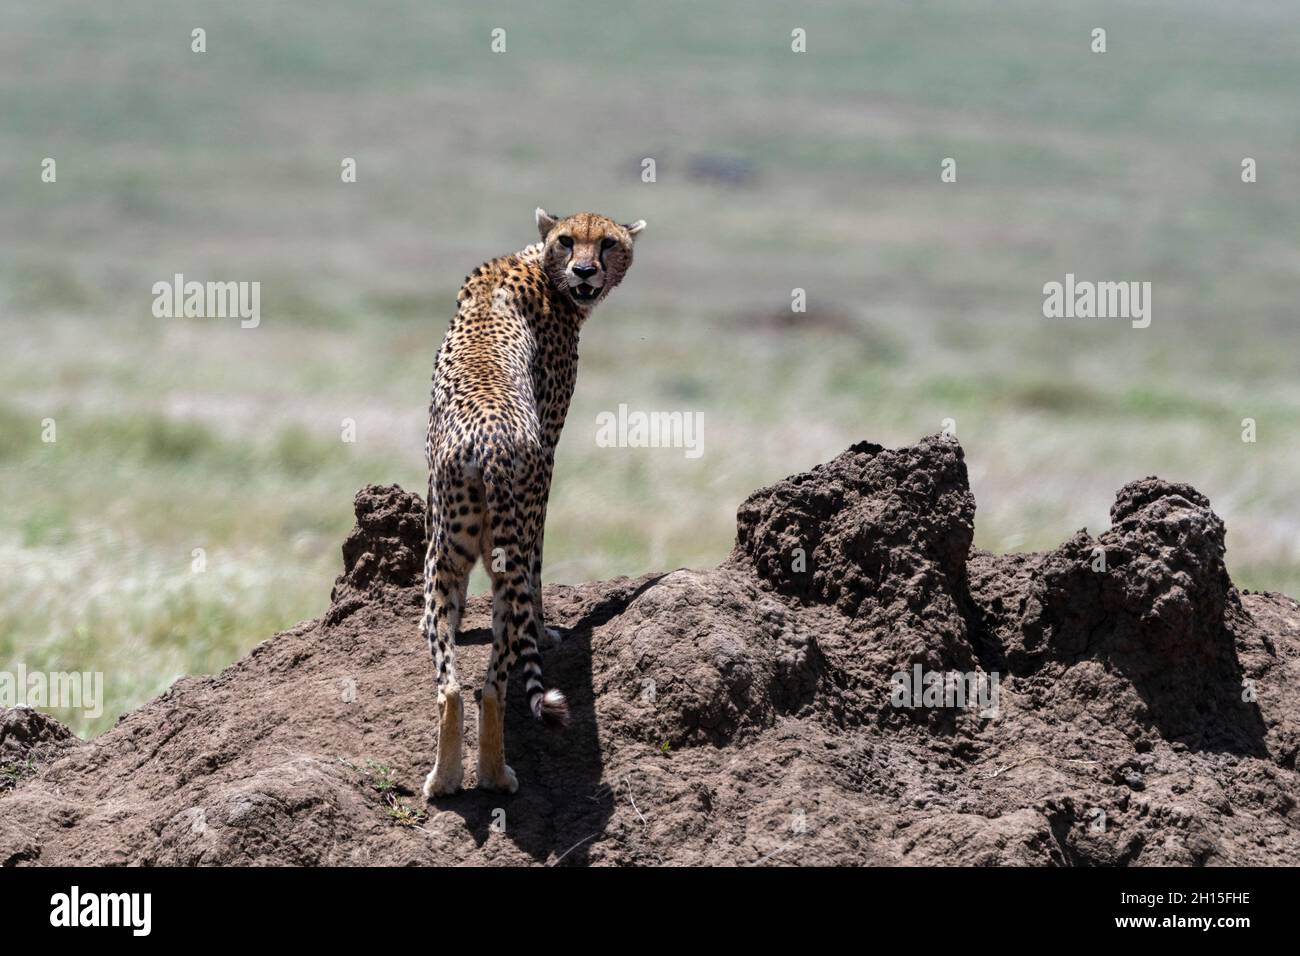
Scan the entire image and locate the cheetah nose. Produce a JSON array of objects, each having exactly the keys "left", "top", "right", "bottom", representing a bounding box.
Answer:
[{"left": 572, "top": 264, "right": 598, "bottom": 280}]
